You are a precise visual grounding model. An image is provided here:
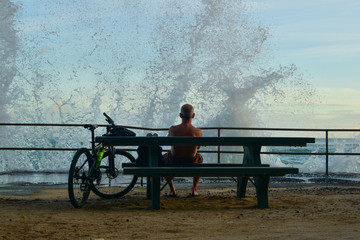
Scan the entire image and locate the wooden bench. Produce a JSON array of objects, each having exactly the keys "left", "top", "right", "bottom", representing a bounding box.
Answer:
[
  {"left": 96, "top": 136, "right": 315, "bottom": 210},
  {"left": 123, "top": 166, "right": 298, "bottom": 208}
]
